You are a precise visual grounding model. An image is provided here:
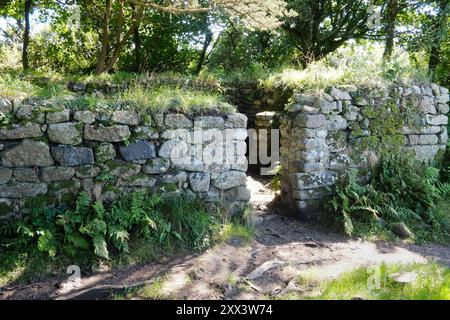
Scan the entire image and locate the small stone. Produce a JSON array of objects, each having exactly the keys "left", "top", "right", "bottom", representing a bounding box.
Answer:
[
  {"left": 292, "top": 171, "right": 338, "bottom": 190},
  {"left": 119, "top": 175, "right": 157, "bottom": 188},
  {"left": 402, "top": 125, "right": 442, "bottom": 135},
  {"left": 165, "top": 114, "right": 192, "bottom": 128},
  {"left": 159, "top": 139, "right": 189, "bottom": 160},
  {"left": 84, "top": 124, "right": 131, "bottom": 142},
  {"left": 317, "top": 99, "right": 337, "bottom": 114},
  {"left": 159, "top": 171, "right": 187, "bottom": 185},
  {"left": 74, "top": 111, "right": 96, "bottom": 124},
  {"left": 437, "top": 104, "right": 449, "bottom": 114},
  {"left": 326, "top": 115, "right": 348, "bottom": 131},
  {"left": 431, "top": 83, "right": 441, "bottom": 95},
  {"left": 194, "top": 116, "right": 224, "bottom": 128},
  {"left": 0, "top": 183, "right": 47, "bottom": 198},
  {"left": 0, "top": 99, "right": 13, "bottom": 113},
  {"left": 328, "top": 87, "right": 352, "bottom": 100},
  {"left": 95, "top": 143, "right": 116, "bottom": 162},
  {"left": 0, "top": 123, "right": 43, "bottom": 140},
  {"left": 225, "top": 113, "right": 247, "bottom": 128},
  {"left": 111, "top": 110, "right": 139, "bottom": 126},
  {"left": 51, "top": 145, "right": 94, "bottom": 166},
  {"left": 188, "top": 172, "right": 210, "bottom": 192},
  {"left": 132, "top": 126, "right": 159, "bottom": 139},
  {"left": 390, "top": 272, "right": 418, "bottom": 284},
  {"left": 294, "top": 114, "right": 326, "bottom": 128},
  {"left": 41, "top": 167, "right": 75, "bottom": 182},
  {"left": 161, "top": 129, "right": 193, "bottom": 141},
  {"left": 107, "top": 162, "right": 141, "bottom": 178},
  {"left": 68, "top": 82, "right": 86, "bottom": 92},
  {"left": 419, "top": 97, "right": 437, "bottom": 114},
  {"left": 119, "top": 140, "right": 156, "bottom": 162},
  {"left": 2, "top": 139, "right": 54, "bottom": 167},
  {"left": 392, "top": 222, "right": 414, "bottom": 238},
  {"left": 173, "top": 157, "right": 204, "bottom": 172},
  {"left": 293, "top": 187, "right": 333, "bottom": 200},
  {"left": 439, "top": 130, "right": 448, "bottom": 144},
  {"left": 223, "top": 186, "right": 251, "bottom": 201},
  {"left": 13, "top": 168, "right": 39, "bottom": 182},
  {"left": 48, "top": 122, "right": 83, "bottom": 145},
  {"left": 46, "top": 109, "right": 70, "bottom": 124},
  {"left": 16, "top": 105, "right": 45, "bottom": 123},
  {"left": 230, "top": 128, "right": 248, "bottom": 141},
  {"left": 143, "top": 158, "right": 170, "bottom": 174},
  {"left": 0, "top": 168, "right": 13, "bottom": 184},
  {"left": 213, "top": 171, "right": 247, "bottom": 190},
  {"left": 403, "top": 145, "right": 446, "bottom": 161},
  {"left": 408, "top": 134, "right": 439, "bottom": 145},
  {"left": 245, "top": 260, "right": 286, "bottom": 280},
  {"left": 436, "top": 94, "right": 449, "bottom": 104},
  {"left": 75, "top": 165, "right": 101, "bottom": 178},
  {"left": 426, "top": 115, "right": 448, "bottom": 126}
]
